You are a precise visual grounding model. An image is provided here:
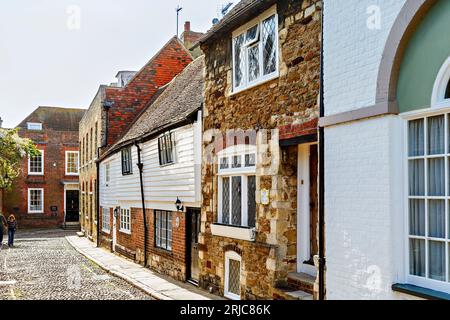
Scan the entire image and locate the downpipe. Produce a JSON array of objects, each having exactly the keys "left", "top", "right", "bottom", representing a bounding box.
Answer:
[{"left": 135, "top": 142, "right": 148, "bottom": 267}]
